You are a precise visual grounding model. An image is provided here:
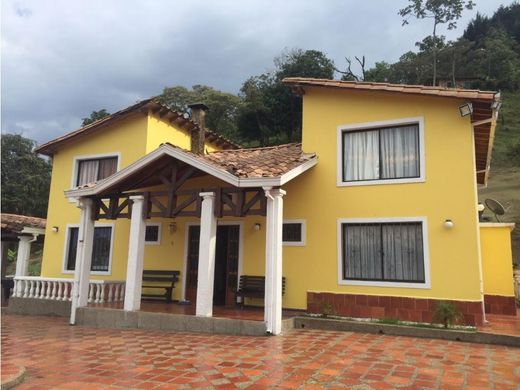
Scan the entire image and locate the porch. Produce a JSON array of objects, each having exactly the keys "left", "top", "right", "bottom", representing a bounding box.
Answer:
[{"left": 62, "top": 142, "right": 316, "bottom": 335}]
